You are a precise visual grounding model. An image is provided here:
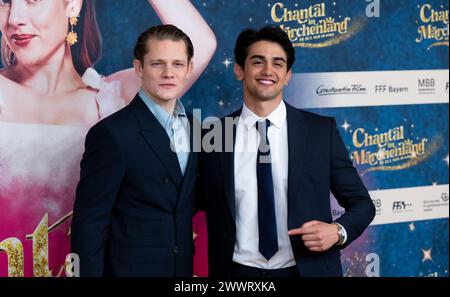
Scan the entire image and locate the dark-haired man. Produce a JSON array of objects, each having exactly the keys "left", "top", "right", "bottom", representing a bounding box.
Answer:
[
  {"left": 71, "top": 25, "right": 198, "bottom": 277},
  {"left": 200, "top": 26, "right": 375, "bottom": 277}
]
